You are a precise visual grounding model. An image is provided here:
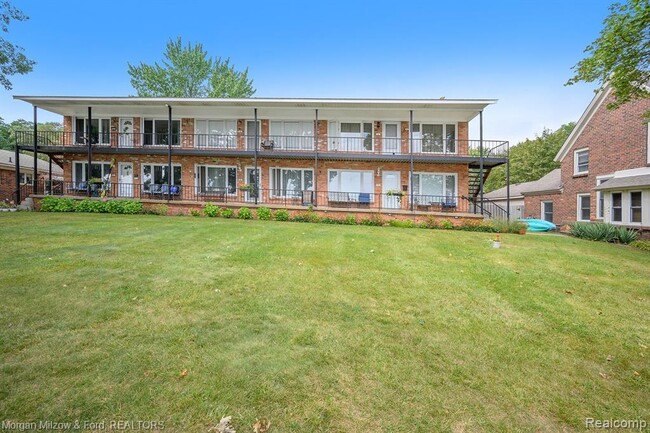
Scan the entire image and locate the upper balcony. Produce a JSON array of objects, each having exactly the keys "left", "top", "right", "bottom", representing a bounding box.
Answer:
[{"left": 15, "top": 130, "right": 508, "bottom": 163}]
